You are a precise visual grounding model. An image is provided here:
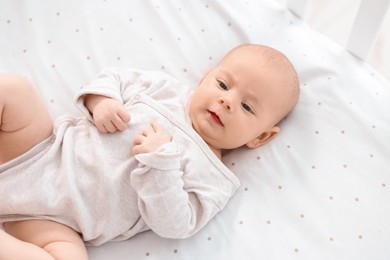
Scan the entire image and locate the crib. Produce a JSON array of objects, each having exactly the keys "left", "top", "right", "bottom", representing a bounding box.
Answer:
[{"left": 1, "top": 0, "right": 389, "bottom": 259}]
